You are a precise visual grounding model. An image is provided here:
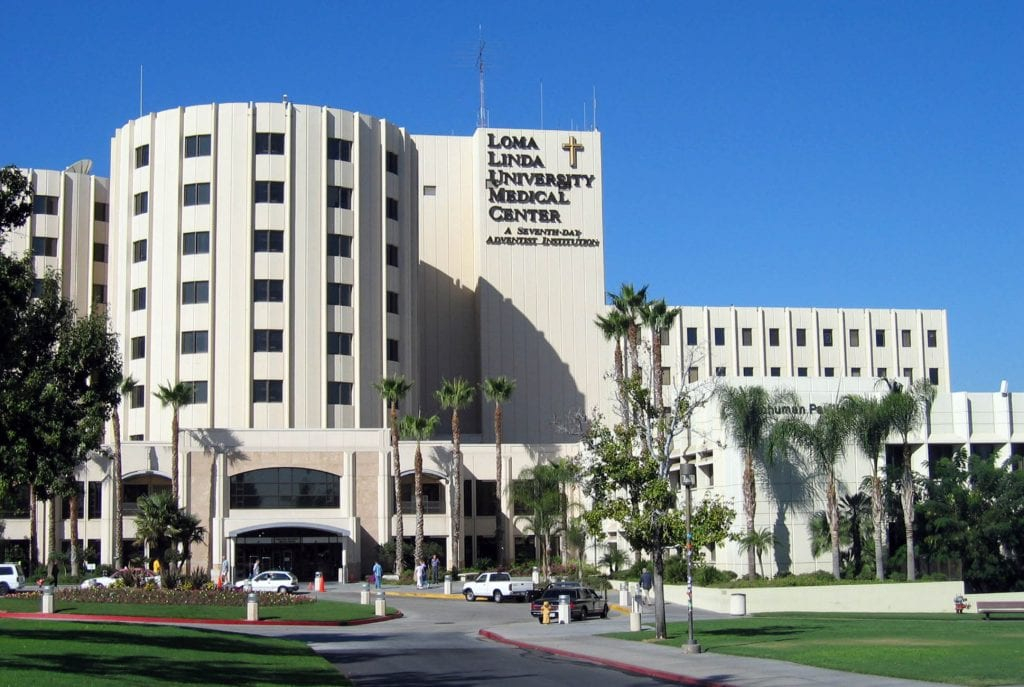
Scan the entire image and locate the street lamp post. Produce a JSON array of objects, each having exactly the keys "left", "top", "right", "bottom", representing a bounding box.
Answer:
[{"left": 680, "top": 462, "right": 701, "bottom": 654}]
